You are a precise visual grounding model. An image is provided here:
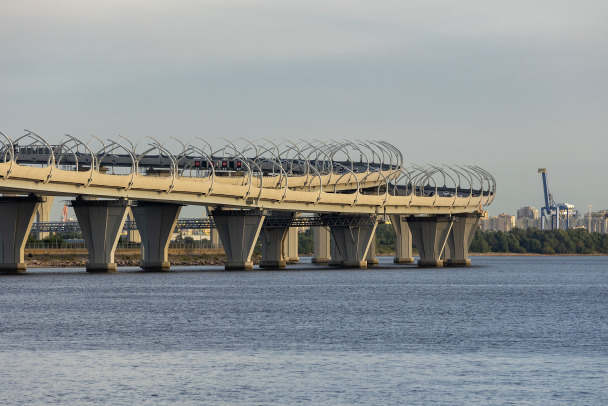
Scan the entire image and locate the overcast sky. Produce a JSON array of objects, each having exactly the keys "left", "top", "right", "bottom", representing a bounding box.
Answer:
[{"left": 1, "top": 0, "right": 606, "bottom": 219}]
